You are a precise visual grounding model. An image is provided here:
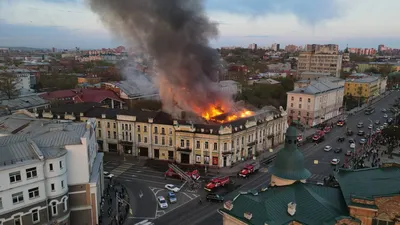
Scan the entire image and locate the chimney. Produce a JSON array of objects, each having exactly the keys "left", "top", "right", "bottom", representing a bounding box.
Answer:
[
  {"left": 173, "top": 120, "right": 178, "bottom": 125},
  {"left": 244, "top": 212, "right": 252, "bottom": 220},
  {"left": 101, "top": 114, "right": 106, "bottom": 119},
  {"left": 148, "top": 118, "right": 154, "bottom": 123},
  {"left": 224, "top": 201, "right": 233, "bottom": 211},
  {"left": 287, "top": 202, "right": 297, "bottom": 216},
  {"left": 210, "top": 129, "right": 213, "bottom": 134},
  {"left": 201, "top": 128, "right": 204, "bottom": 133}
]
